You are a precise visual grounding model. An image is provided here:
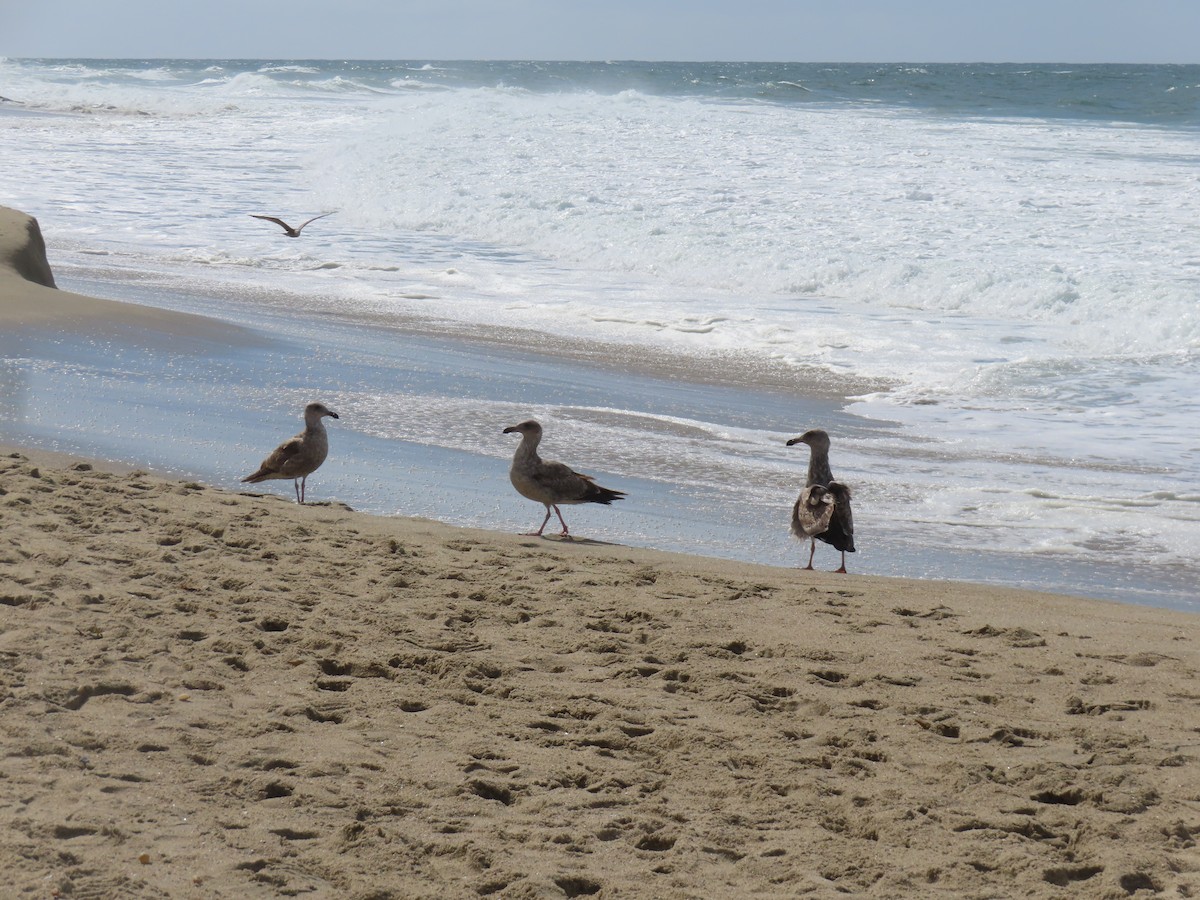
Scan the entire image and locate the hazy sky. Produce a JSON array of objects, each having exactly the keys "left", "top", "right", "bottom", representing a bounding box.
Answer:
[{"left": 4, "top": 0, "right": 1199, "bottom": 62}]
